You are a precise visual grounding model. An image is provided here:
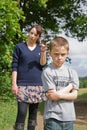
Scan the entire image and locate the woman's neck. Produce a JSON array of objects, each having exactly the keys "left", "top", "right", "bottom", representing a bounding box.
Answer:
[
  {"left": 27, "top": 41, "right": 37, "bottom": 51},
  {"left": 27, "top": 41, "right": 36, "bottom": 47}
]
